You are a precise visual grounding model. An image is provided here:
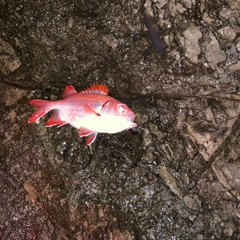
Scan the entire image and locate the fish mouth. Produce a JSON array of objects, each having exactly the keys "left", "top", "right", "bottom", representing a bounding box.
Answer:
[
  {"left": 128, "top": 115, "right": 137, "bottom": 128},
  {"left": 124, "top": 121, "right": 137, "bottom": 130},
  {"left": 131, "top": 122, "right": 138, "bottom": 128},
  {"left": 128, "top": 121, "right": 137, "bottom": 129}
]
